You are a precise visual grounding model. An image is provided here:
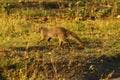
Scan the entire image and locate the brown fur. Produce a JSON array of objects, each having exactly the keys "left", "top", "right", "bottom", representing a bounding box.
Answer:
[{"left": 37, "top": 27, "right": 85, "bottom": 48}]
